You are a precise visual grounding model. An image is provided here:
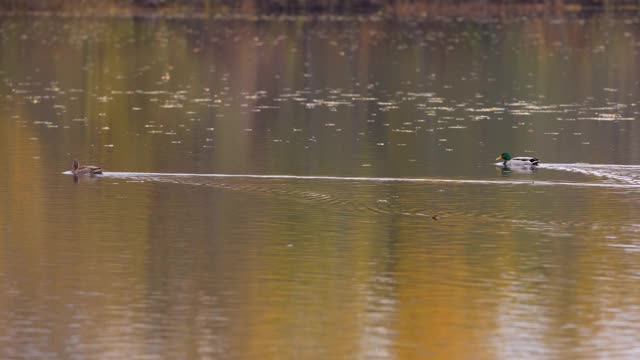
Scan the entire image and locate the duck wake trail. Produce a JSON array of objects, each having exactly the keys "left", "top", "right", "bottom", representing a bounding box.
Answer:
[
  {"left": 541, "top": 163, "right": 640, "bottom": 185},
  {"left": 63, "top": 166, "right": 640, "bottom": 189}
]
